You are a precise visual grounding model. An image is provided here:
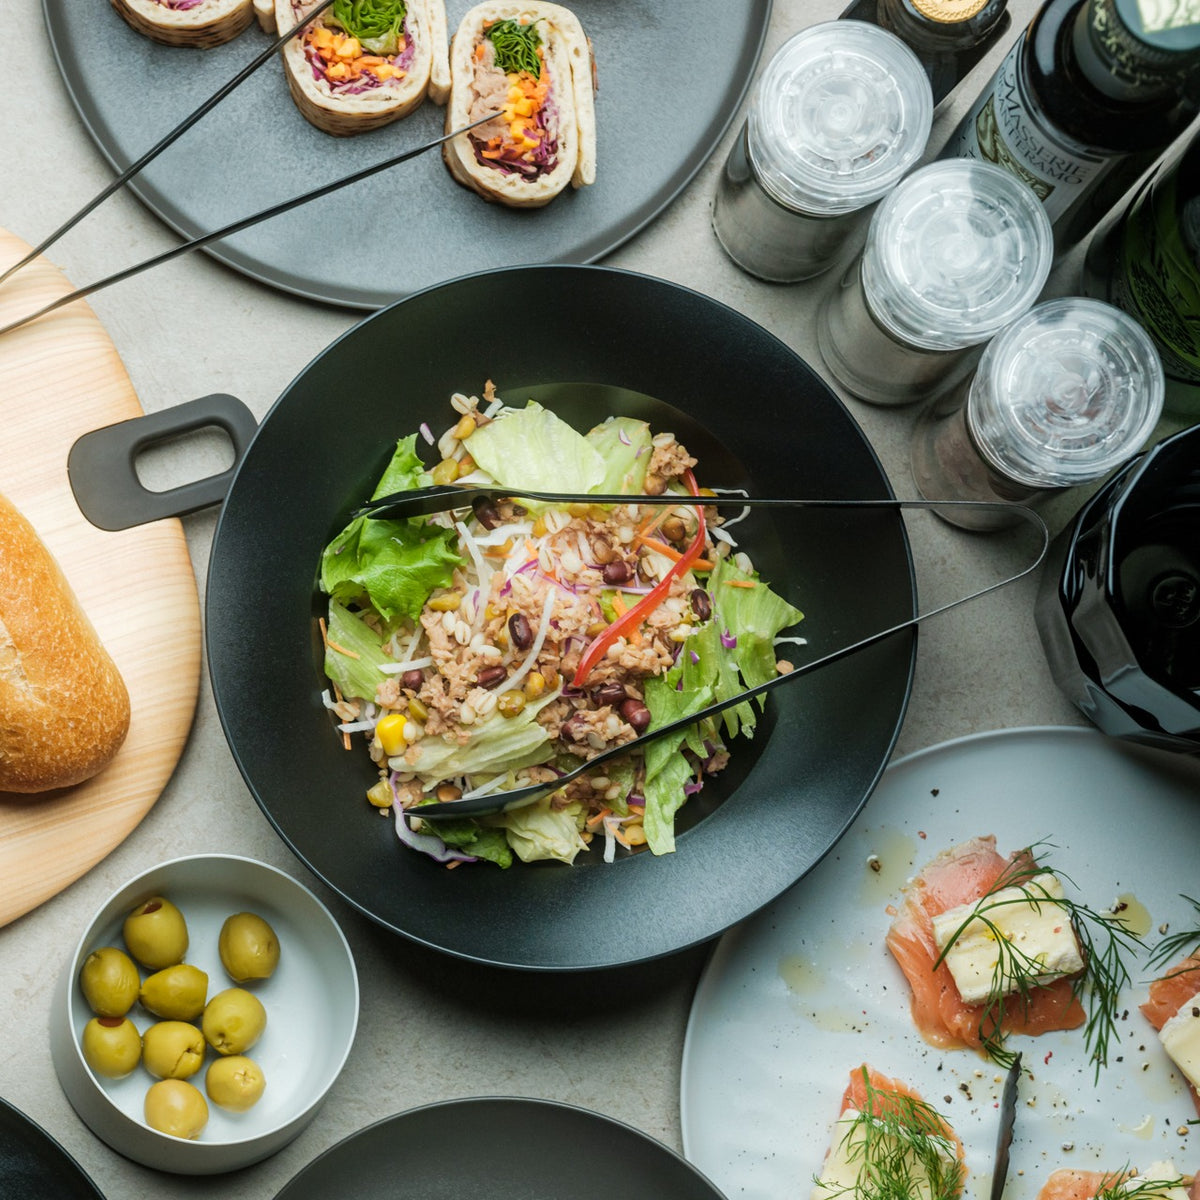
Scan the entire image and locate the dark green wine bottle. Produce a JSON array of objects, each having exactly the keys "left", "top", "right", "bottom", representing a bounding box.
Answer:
[
  {"left": 944, "top": 0, "right": 1200, "bottom": 249},
  {"left": 1082, "top": 129, "right": 1200, "bottom": 417}
]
